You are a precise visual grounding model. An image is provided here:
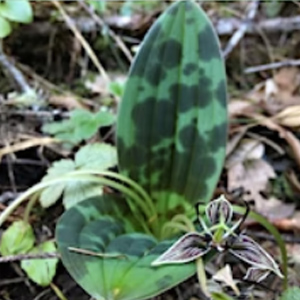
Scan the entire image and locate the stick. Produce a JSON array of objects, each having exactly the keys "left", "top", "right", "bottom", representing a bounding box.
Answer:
[
  {"left": 244, "top": 59, "right": 300, "bottom": 73},
  {"left": 223, "top": 1, "right": 259, "bottom": 58},
  {"left": 0, "top": 41, "right": 33, "bottom": 94},
  {"left": 0, "top": 252, "right": 60, "bottom": 263}
]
